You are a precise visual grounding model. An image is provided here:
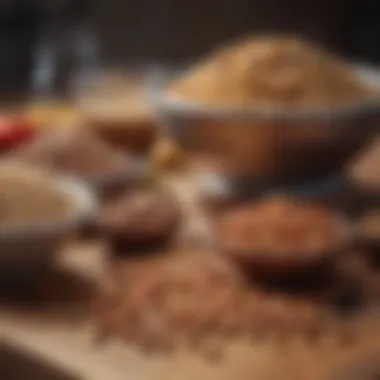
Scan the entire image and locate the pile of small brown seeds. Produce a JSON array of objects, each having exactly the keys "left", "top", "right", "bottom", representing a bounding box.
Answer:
[{"left": 95, "top": 253, "right": 333, "bottom": 361}]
